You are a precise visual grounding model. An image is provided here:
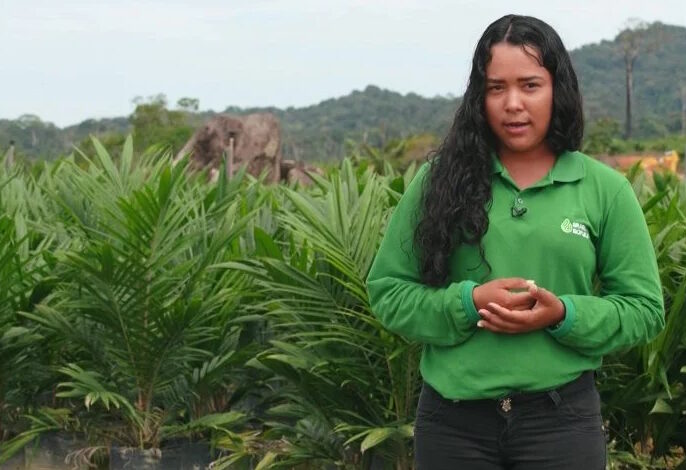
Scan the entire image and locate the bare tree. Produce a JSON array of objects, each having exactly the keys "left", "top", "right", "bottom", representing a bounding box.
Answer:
[
  {"left": 616, "top": 19, "right": 662, "bottom": 139},
  {"left": 3, "top": 140, "right": 15, "bottom": 168}
]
